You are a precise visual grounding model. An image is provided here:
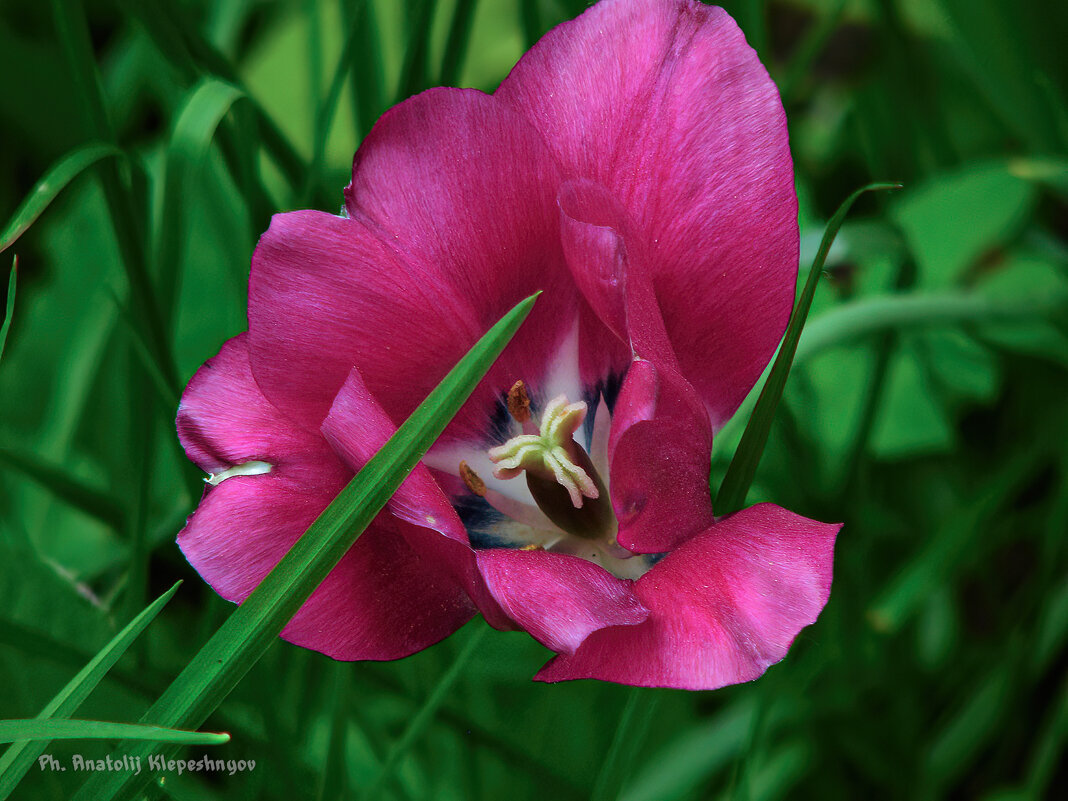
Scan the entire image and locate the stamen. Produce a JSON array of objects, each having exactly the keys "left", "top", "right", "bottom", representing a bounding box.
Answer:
[
  {"left": 487, "top": 394, "right": 598, "bottom": 509},
  {"left": 507, "top": 380, "right": 531, "bottom": 423},
  {"left": 459, "top": 460, "right": 486, "bottom": 497}
]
